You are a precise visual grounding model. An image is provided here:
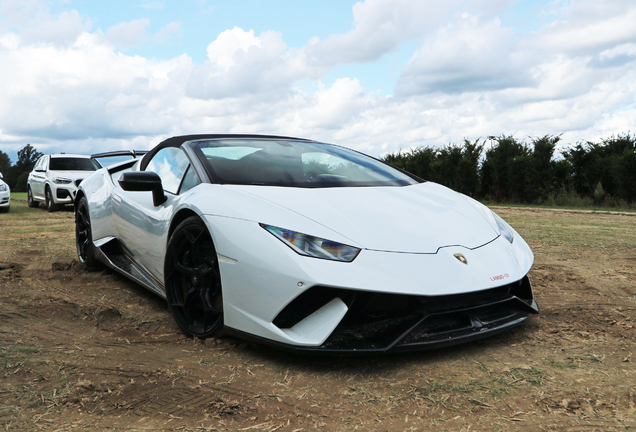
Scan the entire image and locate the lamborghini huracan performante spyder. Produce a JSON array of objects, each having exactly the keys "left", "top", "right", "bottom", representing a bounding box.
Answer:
[{"left": 75, "top": 134, "right": 538, "bottom": 353}]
